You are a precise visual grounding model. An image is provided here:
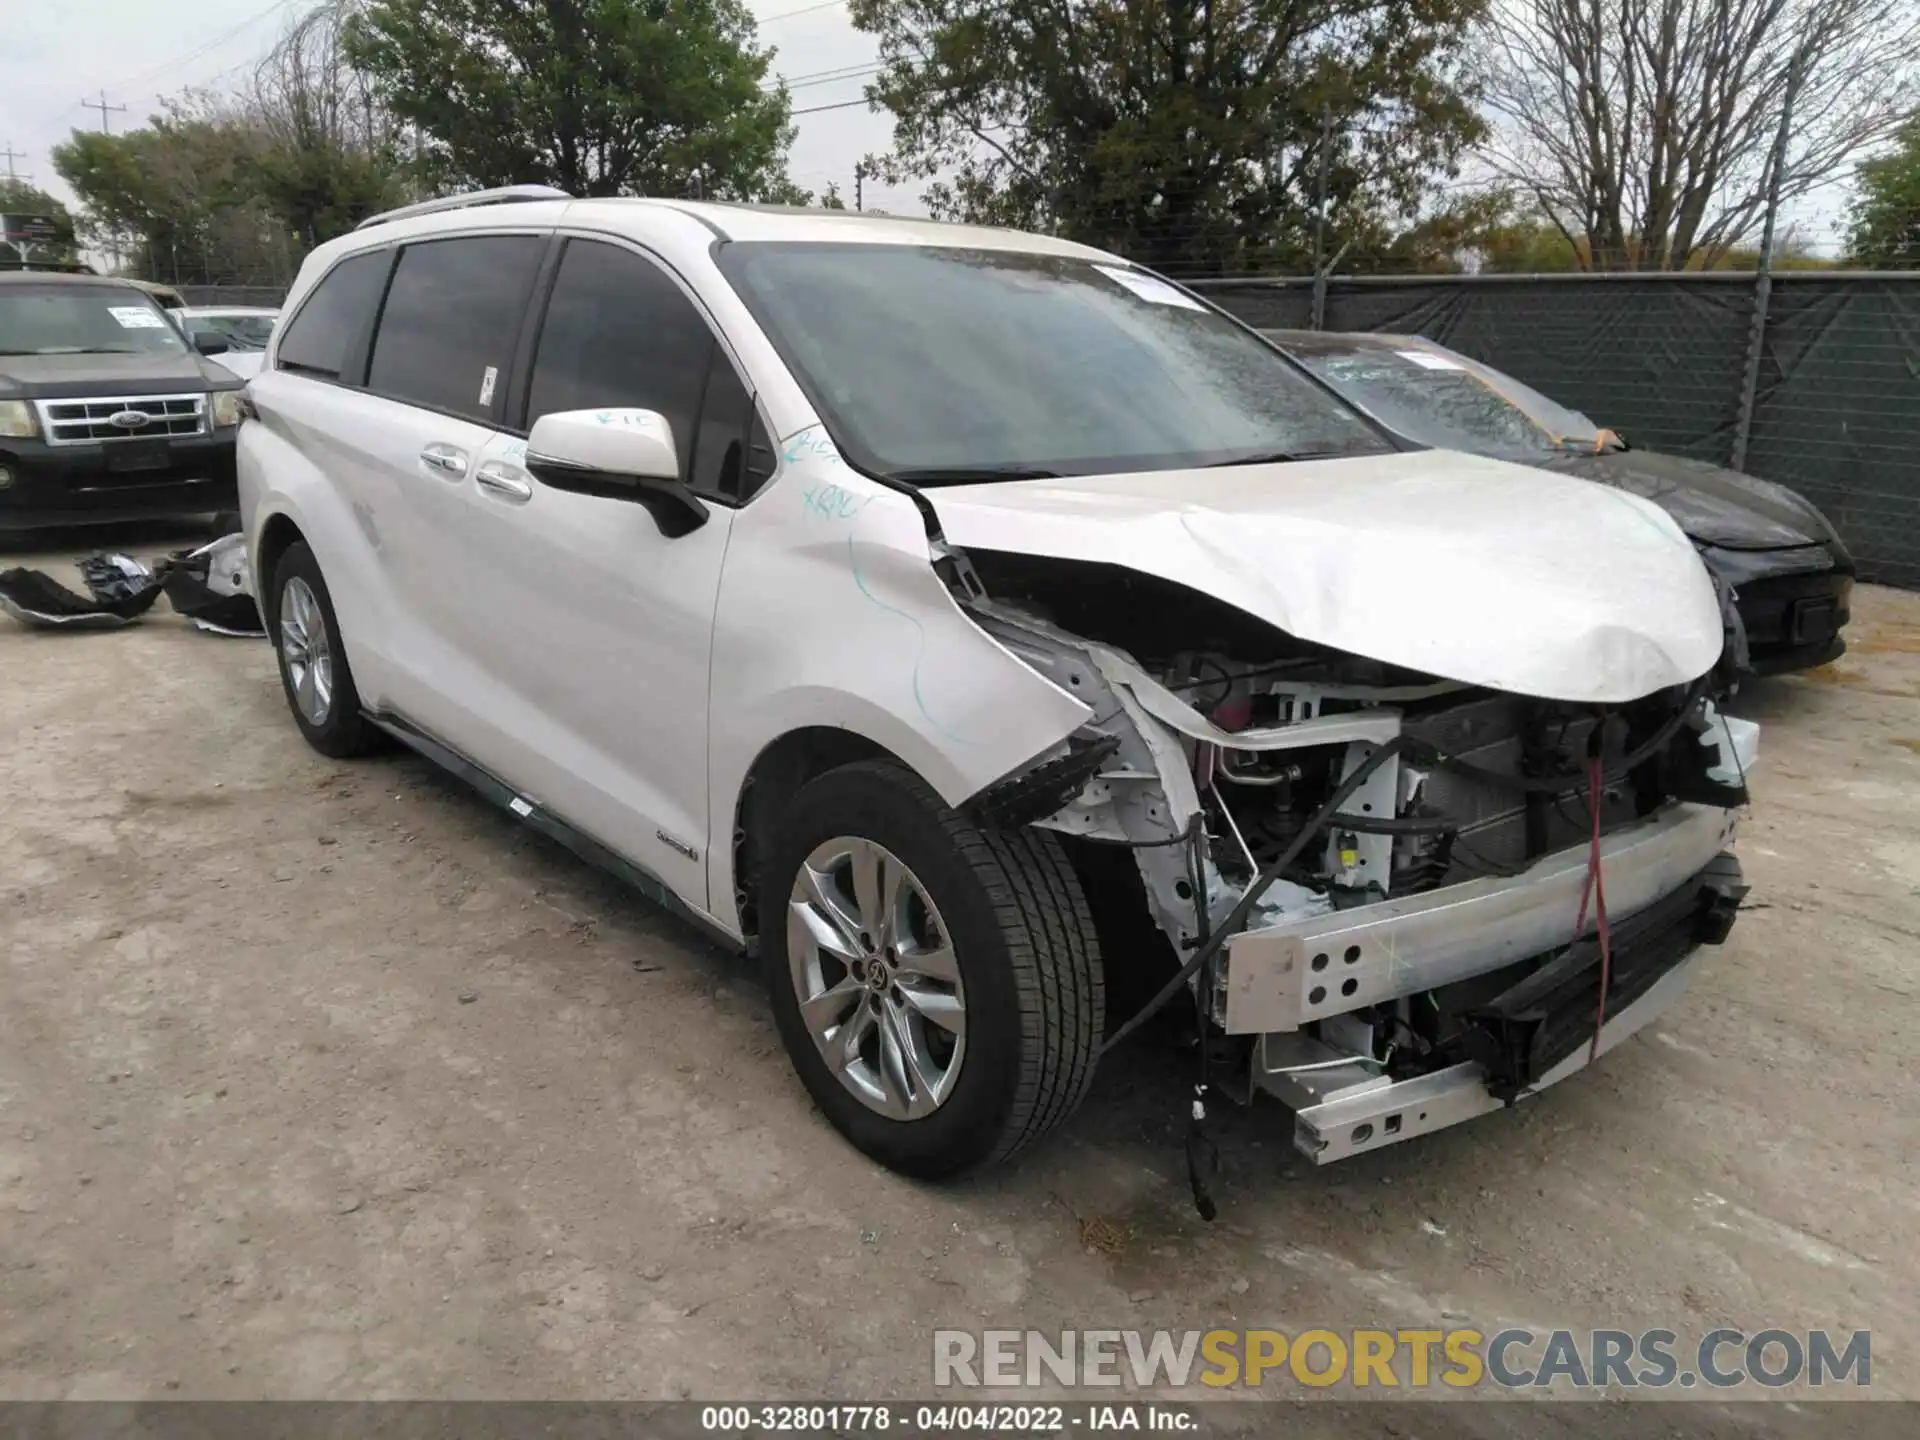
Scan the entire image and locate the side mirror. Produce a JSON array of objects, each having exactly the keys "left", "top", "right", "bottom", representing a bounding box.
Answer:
[
  {"left": 524, "top": 408, "right": 708, "bottom": 537},
  {"left": 192, "top": 330, "right": 231, "bottom": 356}
]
